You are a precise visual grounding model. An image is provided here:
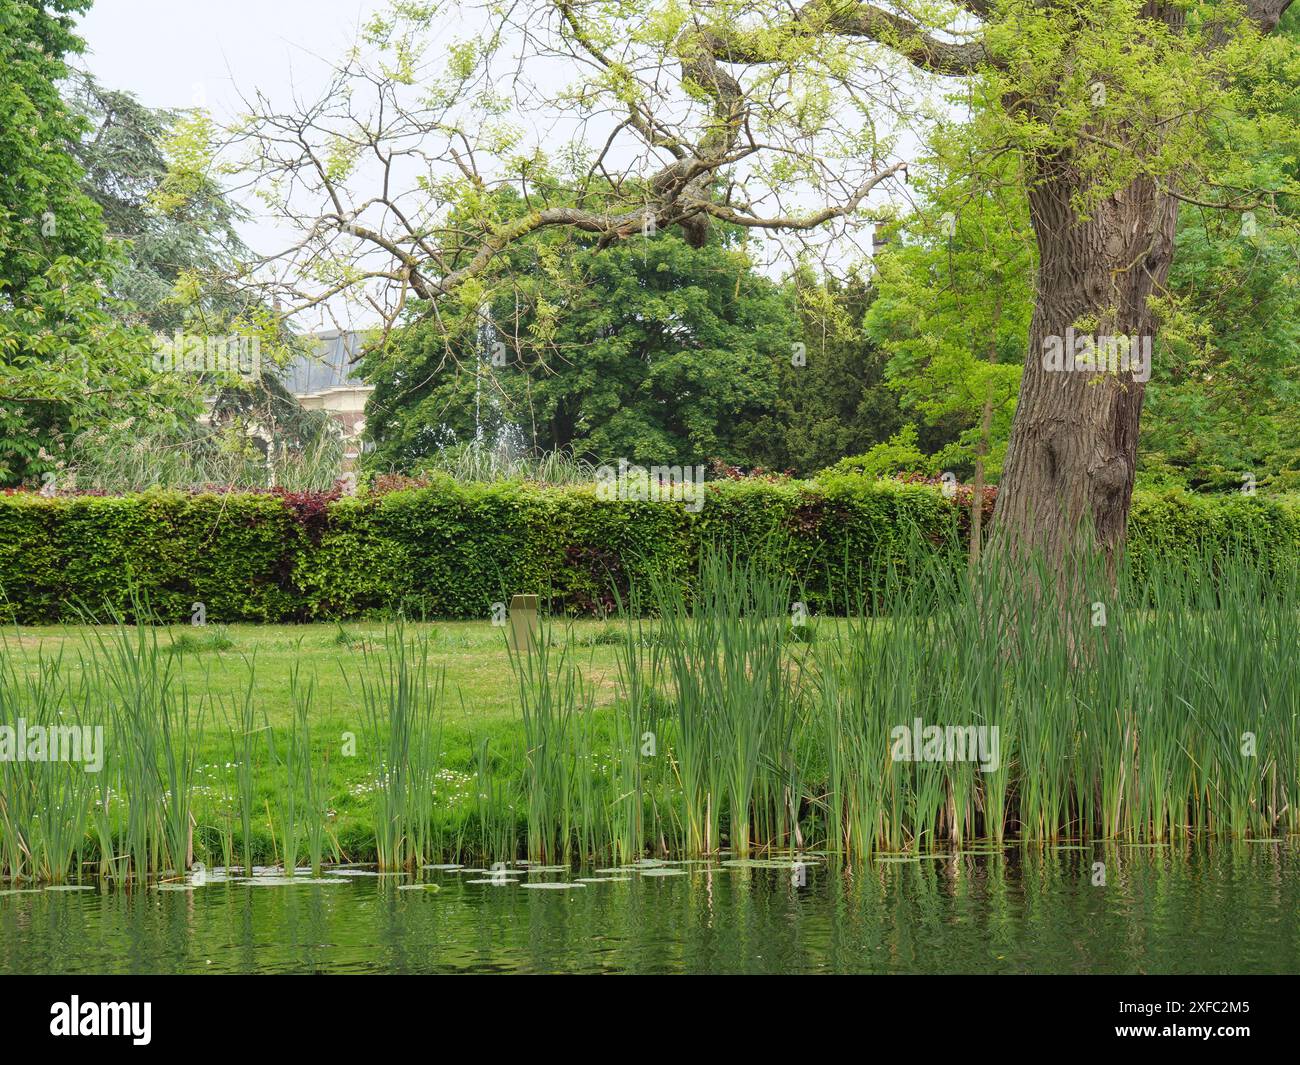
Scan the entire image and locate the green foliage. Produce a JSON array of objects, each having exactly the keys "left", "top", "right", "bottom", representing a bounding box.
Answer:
[
  {"left": 735, "top": 271, "right": 910, "bottom": 476},
  {"left": 1, "top": 479, "right": 1296, "bottom": 623},
  {"left": 1130, "top": 12, "right": 1300, "bottom": 491},
  {"left": 864, "top": 119, "right": 1031, "bottom": 481},
  {"left": 0, "top": 0, "right": 185, "bottom": 485},
  {"left": 864, "top": 13, "right": 1300, "bottom": 489},
  {"left": 820, "top": 425, "right": 935, "bottom": 479},
  {"left": 0, "top": 490, "right": 305, "bottom": 623},
  {"left": 362, "top": 192, "right": 799, "bottom": 470},
  {"left": 61, "top": 69, "right": 337, "bottom": 464},
  {"left": 63, "top": 71, "right": 255, "bottom": 332},
  {"left": 1125, "top": 487, "right": 1300, "bottom": 587},
  {"left": 60, "top": 418, "right": 344, "bottom": 493},
  {"left": 408, "top": 441, "right": 596, "bottom": 485}
]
